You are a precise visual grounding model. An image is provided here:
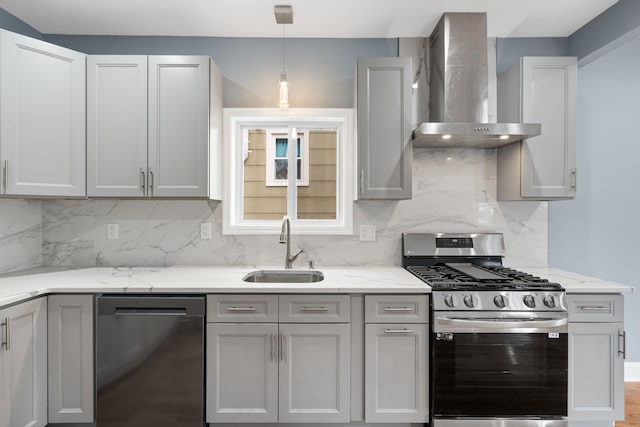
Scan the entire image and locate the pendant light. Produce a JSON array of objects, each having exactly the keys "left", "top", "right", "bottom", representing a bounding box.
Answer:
[{"left": 275, "top": 5, "right": 293, "bottom": 108}]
